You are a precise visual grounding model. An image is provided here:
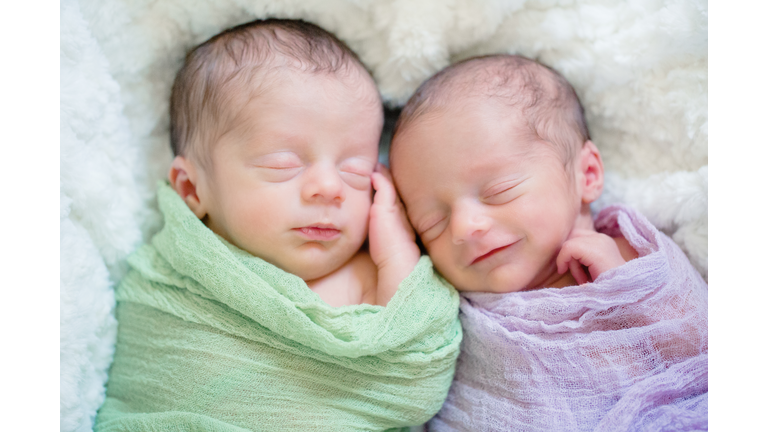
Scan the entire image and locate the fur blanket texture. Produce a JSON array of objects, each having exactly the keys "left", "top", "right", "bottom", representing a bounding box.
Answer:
[{"left": 60, "top": 0, "right": 707, "bottom": 430}]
